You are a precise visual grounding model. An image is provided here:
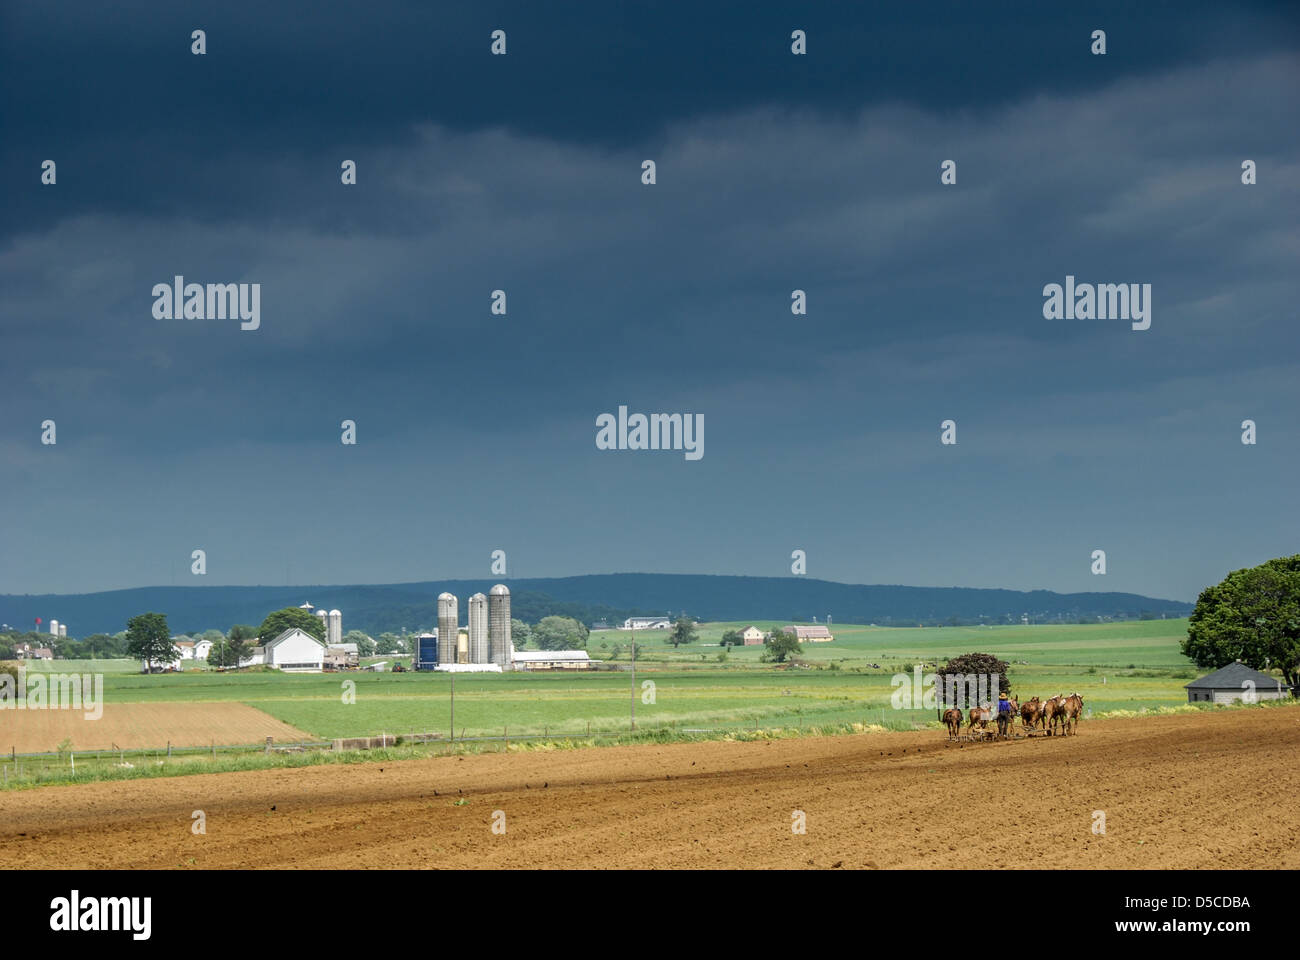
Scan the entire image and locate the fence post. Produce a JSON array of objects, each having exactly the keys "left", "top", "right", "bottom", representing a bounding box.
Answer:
[
  {"left": 265, "top": 737, "right": 272, "bottom": 754},
  {"left": 167, "top": 741, "right": 172, "bottom": 758}
]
